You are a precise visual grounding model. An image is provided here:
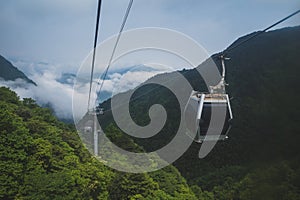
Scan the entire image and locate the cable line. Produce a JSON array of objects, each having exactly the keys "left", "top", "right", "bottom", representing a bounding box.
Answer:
[
  {"left": 96, "top": 0, "right": 134, "bottom": 104},
  {"left": 223, "top": 9, "right": 300, "bottom": 54},
  {"left": 87, "top": 0, "right": 103, "bottom": 111}
]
